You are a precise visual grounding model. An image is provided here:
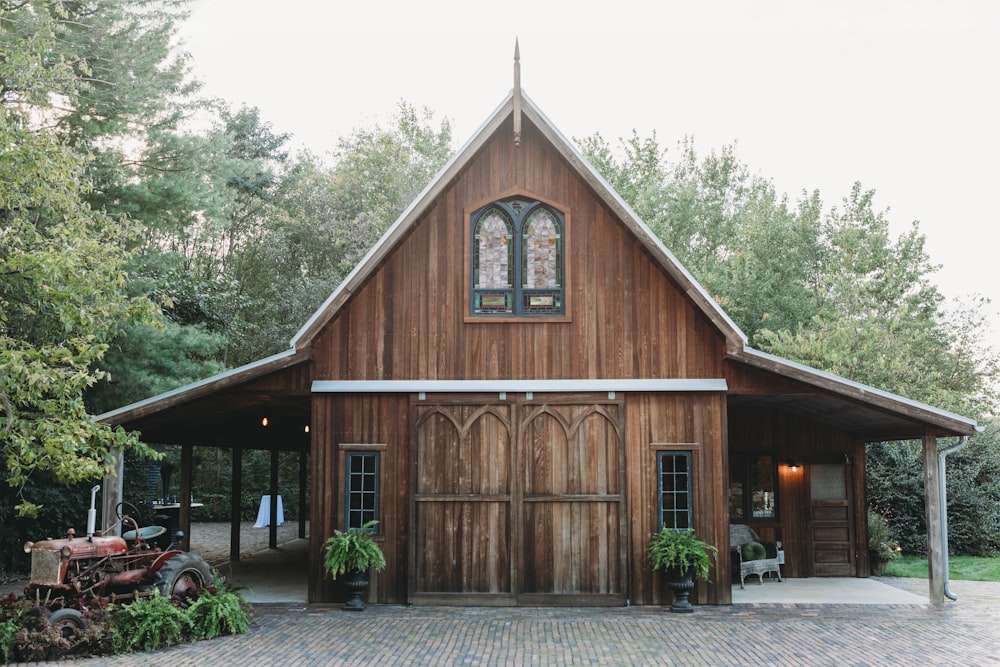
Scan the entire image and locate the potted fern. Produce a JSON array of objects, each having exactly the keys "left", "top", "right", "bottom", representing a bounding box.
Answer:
[
  {"left": 322, "top": 520, "right": 387, "bottom": 611},
  {"left": 646, "top": 527, "right": 718, "bottom": 613}
]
